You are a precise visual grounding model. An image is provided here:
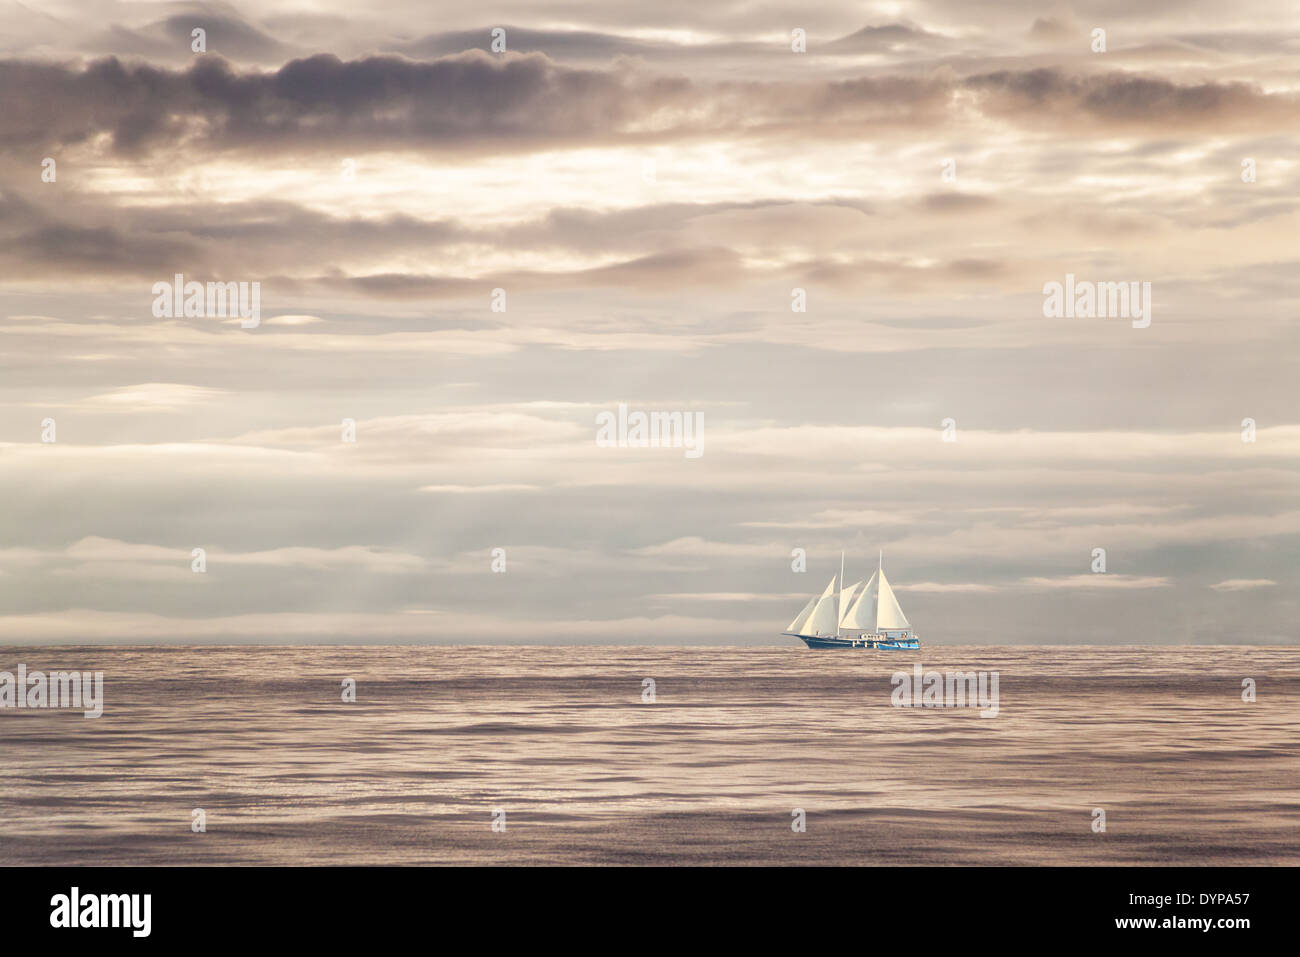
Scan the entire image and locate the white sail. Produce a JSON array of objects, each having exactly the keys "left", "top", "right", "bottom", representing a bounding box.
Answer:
[
  {"left": 786, "top": 597, "right": 816, "bottom": 634},
  {"left": 802, "top": 575, "right": 840, "bottom": 636},
  {"left": 876, "top": 569, "right": 910, "bottom": 629},
  {"left": 841, "top": 570, "right": 878, "bottom": 631},
  {"left": 840, "top": 563, "right": 911, "bottom": 633},
  {"left": 784, "top": 552, "right": 916, "bottom": 643},
  {"left": 837, "top": 580, "right": 863, "bottom": 626}
]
